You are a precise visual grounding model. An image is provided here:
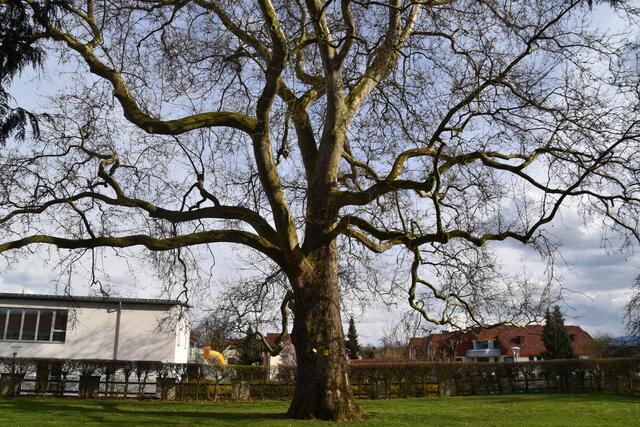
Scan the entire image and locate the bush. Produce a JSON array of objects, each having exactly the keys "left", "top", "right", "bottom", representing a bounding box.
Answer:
[{"left": 0, "top": 356, "right": 637, "bottom": 400}]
